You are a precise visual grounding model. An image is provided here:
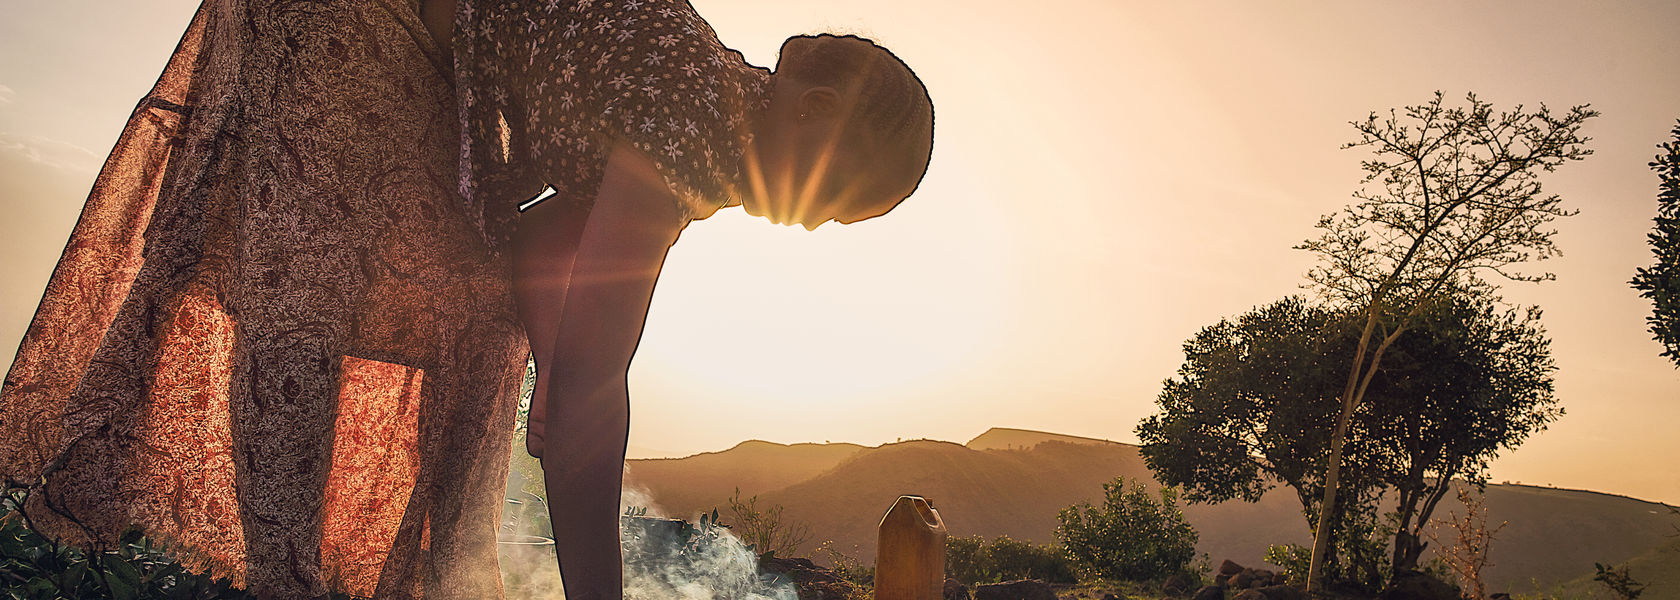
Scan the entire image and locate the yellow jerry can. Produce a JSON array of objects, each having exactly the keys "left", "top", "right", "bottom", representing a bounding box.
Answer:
[{"left": 874, "top": 495, "right": 947, "bottom": 600}]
